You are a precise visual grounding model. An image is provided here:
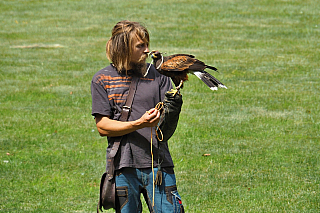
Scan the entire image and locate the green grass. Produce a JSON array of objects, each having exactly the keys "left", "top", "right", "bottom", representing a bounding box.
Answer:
[{"left": 1, "top": 0, "right": 319, "bottom": 212}]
